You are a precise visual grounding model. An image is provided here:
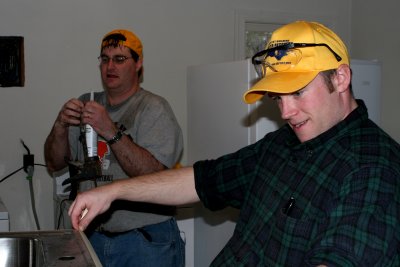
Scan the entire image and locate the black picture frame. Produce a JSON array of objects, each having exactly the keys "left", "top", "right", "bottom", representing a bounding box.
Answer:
[{"left": 0, "top": 36, "right": 24, "bottom": 87}]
